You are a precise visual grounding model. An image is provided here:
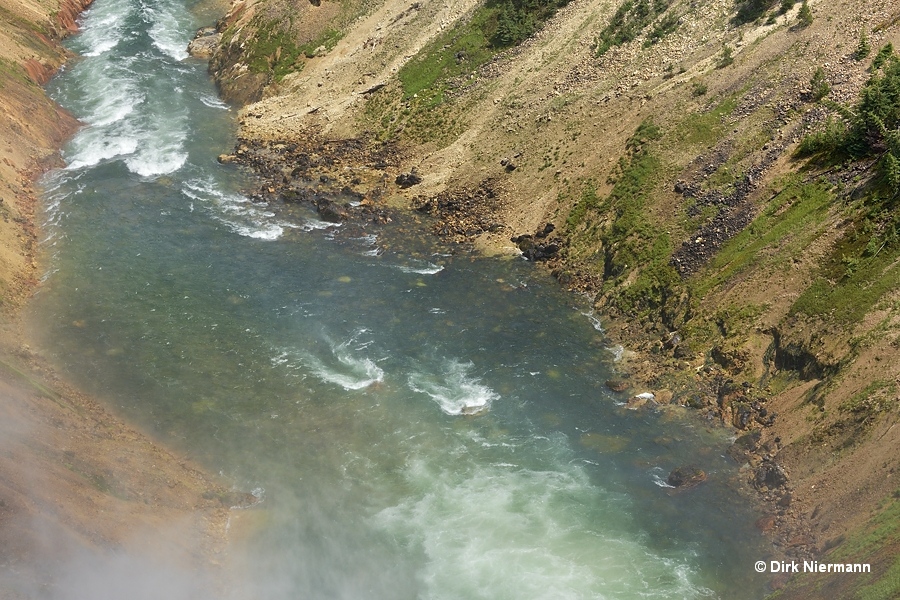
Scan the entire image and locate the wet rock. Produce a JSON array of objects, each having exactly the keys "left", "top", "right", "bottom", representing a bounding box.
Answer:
[
  {"left": 728, "top": 430, "right": 761, "bottom": 463},
  {"left": 755, "top": 514, "right": 777, "bottom": 532},
  {"left": 187, "top": 27, "right": 221, "bottom": 59},
  {"left": 535, "top": 222, "right": 555, "bottom": 238},
  {"left": 733, "top": 402, "right": 753, "bottom": 430},
  {"left": 754, "top": 461, "right": 787, "bottom": 489},
  {"left": 626, "top": 392, "right": 656, "bottom": 410},
  {"left": 317, "top": 200, "right": 350, "bottom": 222},
  {"left": 654, "top": 389, "right": 674, "bottom": 404},
  {"left": 511, "top": 233, "right": 560, "bottom": 261},
  {"left": 666, "top": 465, "right": 707, "bottom": 489},
  {"left": 395, "top": 170, "right": 422, "bottom": 188},
  {"left": 605, "top": 378, "right": 629, "bottom": 392}
]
